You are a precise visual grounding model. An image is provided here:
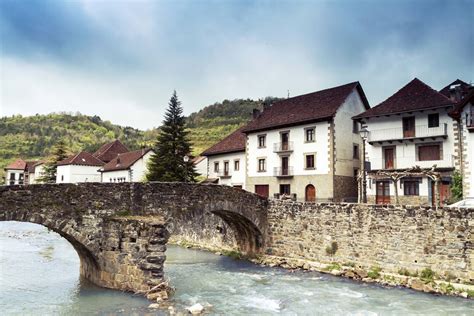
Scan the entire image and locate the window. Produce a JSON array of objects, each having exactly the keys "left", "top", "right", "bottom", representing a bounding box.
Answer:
[
  {"left": 354, "top": 168, "right": 359, "bottom": 178},
  {"left": 353, "top": 121, "right": 360, "bottom": 134},
  {"left": 258, "top": 158, "right": 266, "bottom": 172},
  {"left": 428, "top": 113, "right": 439, "bottom": 128},
  {"left": 404, "top": 179, "right": 420, "bottom": 196},
  {"left": 305, "top": 128, "right": 315, "bottom": 142},
  {"left": 280, "top": 184, "right": 291, "bottom": 195},
  {"left": 305, "top": 154, "right": 315, "bottom": 169},
  {"left": 61, "top": 175, "right": 64, "bottom": 181},
  {"left": 214, "top": 162, "right": 219, "bottom": 173},
  {"left": 353, "top": 144, "right": 360, "bottom": 159},
  {"left": 258, "top": 135, "right": 266, "bottom": 148},
  {"left": 234, "top": 160, "right": 240, "bottom": 171},
  {"left": 418, "top": 144, "right": 441, "bottom": 161},
  {"left": 9, "top": 173, "right": 15, "bottom": 180},
  {"left": 224, "top": 161, "right": 229, "bottom": 175}
]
